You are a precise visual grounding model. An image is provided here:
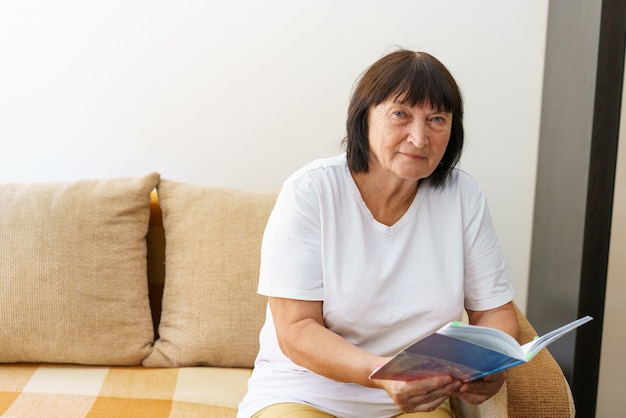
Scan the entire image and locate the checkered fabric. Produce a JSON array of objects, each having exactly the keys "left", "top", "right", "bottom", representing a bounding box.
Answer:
[{"left": 0, "top": 364, "right": 251, "bottom": 417}]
